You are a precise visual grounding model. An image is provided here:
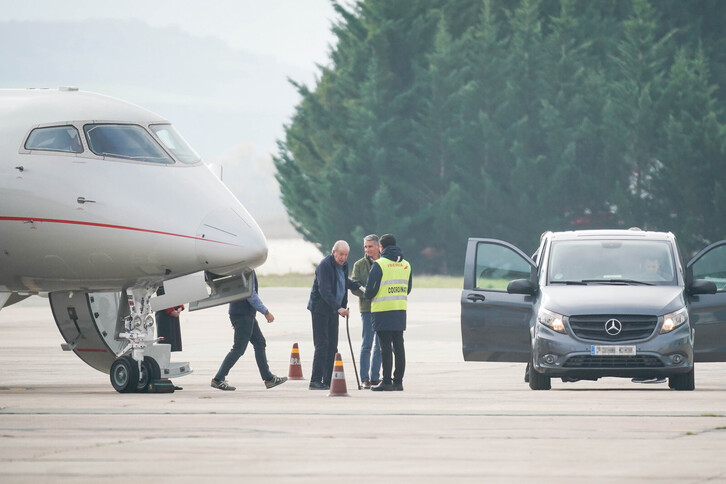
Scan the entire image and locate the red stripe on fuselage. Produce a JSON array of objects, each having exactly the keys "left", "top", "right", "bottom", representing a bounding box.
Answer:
[{"left": 0, "top": 216, "right": 236, "bottom": 246}]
